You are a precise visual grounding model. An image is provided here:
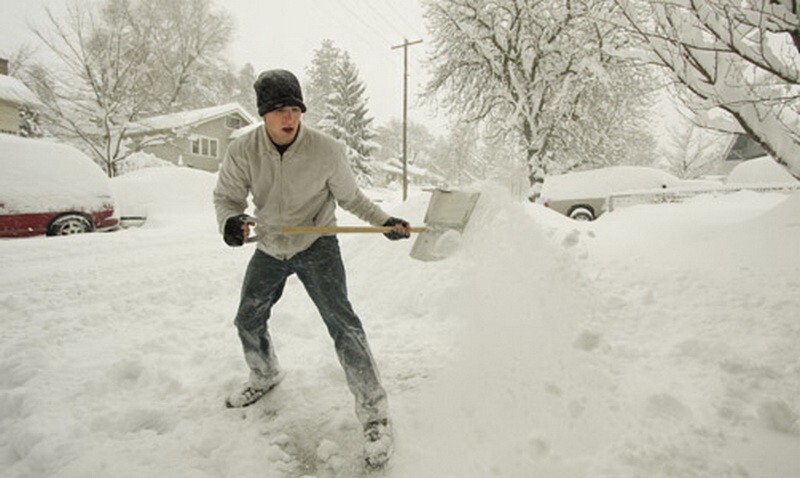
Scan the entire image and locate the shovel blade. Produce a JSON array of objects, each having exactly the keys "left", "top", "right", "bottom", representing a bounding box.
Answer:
[{"left": 410, "top": 189, "right": 480, "bottom": 261}]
